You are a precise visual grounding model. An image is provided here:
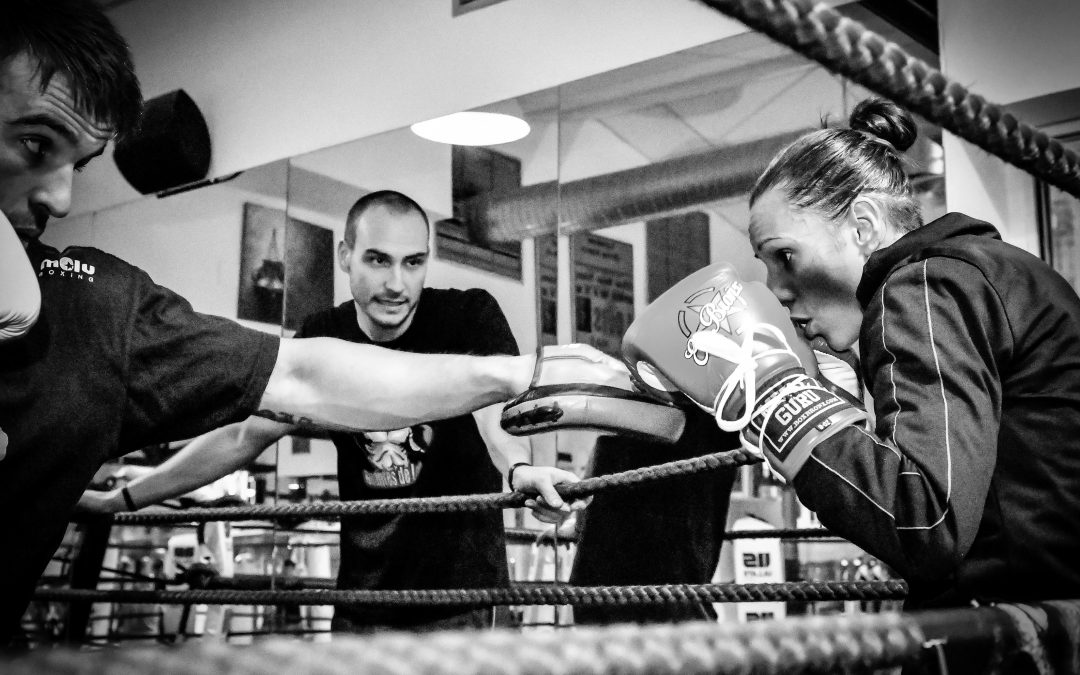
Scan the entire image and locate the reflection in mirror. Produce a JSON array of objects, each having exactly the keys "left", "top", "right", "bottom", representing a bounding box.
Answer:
[
  {"left": 279, "top": 94, "right": 560, "bottom": 614},
  {"left": 552, "top": 19, "right": 944, "bottom": 624},
  {"left": 223, "top": 12, "right": 946, "bottom": 632},
  {"left": 46, "top": 160, "right": 289, "bottom": 328},
  {"left": 29, "top": 4, "right": 963, "bottom": 640}
]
